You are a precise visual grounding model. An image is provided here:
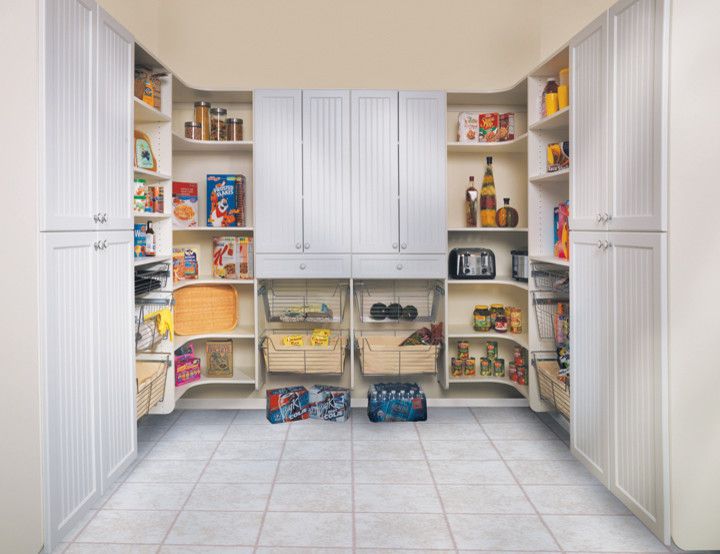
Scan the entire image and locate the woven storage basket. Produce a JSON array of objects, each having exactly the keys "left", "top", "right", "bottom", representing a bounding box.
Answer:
[
  {"left": 136, "top": 360, "right": 167, "bottom": 419},
  {"left": 262, "top": 333, "right": 348, "bottom": 375},
  {"left": 174, "top": 285, "right": 238, "bottom": 336},
  {"left": 358, "top": 335, "right": 440, "bottom": 376},
  {"left": 535, "top": 358, "right": 570, "bottom": 419}
]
